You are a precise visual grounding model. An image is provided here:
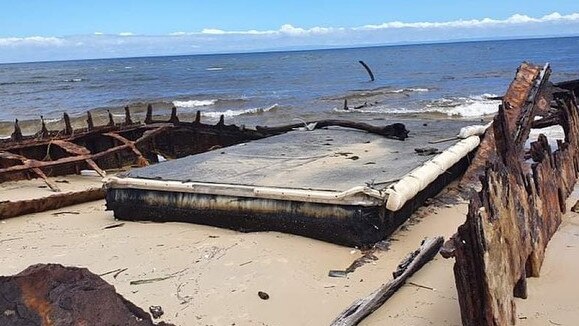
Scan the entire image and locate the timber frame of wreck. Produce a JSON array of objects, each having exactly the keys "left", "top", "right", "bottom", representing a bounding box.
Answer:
[{"left": 442, "top": 63, "right": 579, "bottom": 325}]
